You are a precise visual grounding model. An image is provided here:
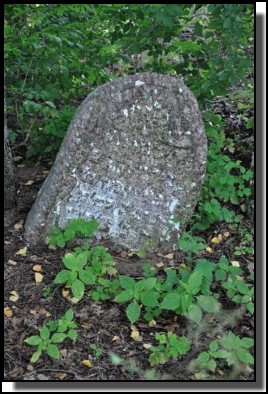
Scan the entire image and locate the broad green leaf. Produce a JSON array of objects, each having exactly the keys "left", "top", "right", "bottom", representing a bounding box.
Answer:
[
  {"left": 144, "top": 277, "right": 157, "bottom": 289},
  {"left": 24, "top": 336, "right": 42, "bottom": 346},
  {"left": 54, "top": 269, "right": 70, "bottom": 284},
  {"left": 114, "top": 289, "right": 134, "bottom": 303},
  {"left": 62, "top": 253, "right": 76, "bottom": 270},
  {"left": 160, "top": 293, "right": 180, "bottom": 310},
  {"left": 79, "top": 268, "right": 96, "bottom": 285},
  {"left": 215, "top": 269, "right": 226, "bottom": 281},
  {"left": 236, "top": 348, "right": 254, "bottom": 364},
  {"left": 140, "top": 290, "right": 159, "bottom": 307},
  {"left": 126, "top": 301, "right": 141, "bottom": 324},
  {"left": 47, "top": 344, "right": 60, "bottom": 359},
  {"left": 232, "top": 294, "right": 242, "bottom": 303},
  {"left": 181, "top": 294, "right": 192, "bottom": 312},
  {"left": 195, "top": 259, "right": 215, "bottom": 281},
  {"left": 235, "top": 280, "right": 250, "bottom": 295},
  {"left": 67, "top": 329, "right": 77, "bottom": 342},
  {"left": 207, "top": 358, "right": 216, "bottom": 372},
  {"left": 188, "top": 271, "right": 203, "bottom": 294},
  {"left": 176, "top": 337, "right": 191, "bottom": 355},
  {"left": 213, "top": 350, "right": 230, "bottom": 358},
  {"left": 197, "top": 295, "right": 220, "bottom": 313},
  {"left": 30, "top": 351, "right": 42, "bottom": 363},
  {"left": 241, "top": 337, "right": 254, "bottom": 348},
  {"left": 64, "top": 309, "right": 74, "bottom": 322},
  {"left": 51, "top": 333, "right": 66, "bottom": 343},
  {"left": 119, "top": 275, "right": 135, "bottom": 290},
  {"left": 247, "top": 302, "right": 254, "bottom": 315},
  {"left": 76, "top": 251, "right": 89, "bottom": 269},
  {"left": 209, "top": 340, "right": 218, "bottom": 352},
  {"left": 71, "top": 279, "right": 85, "bottom": 299},
  {"left": 40, "top": 326, "right": 50, "bottom": 341},
  {"left": 197, "top": 351, "right": 210, "bottom": 363},
  {"left": 45, "top": 101, "right": 56, "bottom": 108},
  {"left": 134, "top": 280, "right": 145, "bottom": 292},
  {"left": 188, "top": 304, "right": 202, "bottom": 324}
]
